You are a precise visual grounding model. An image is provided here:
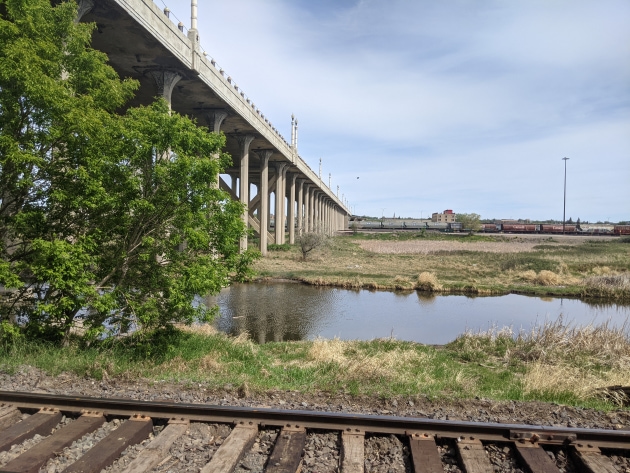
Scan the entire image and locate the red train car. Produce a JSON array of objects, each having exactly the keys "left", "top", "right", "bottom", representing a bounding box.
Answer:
[
  {"left": 614, "top": 225, "right": 630, "bottom": 235},
  {"left": 540, "top": 224, "right": 576, "bottom": 233},
  {"left": 502, "top": 224, "right": 538, "bottom": 233}
]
